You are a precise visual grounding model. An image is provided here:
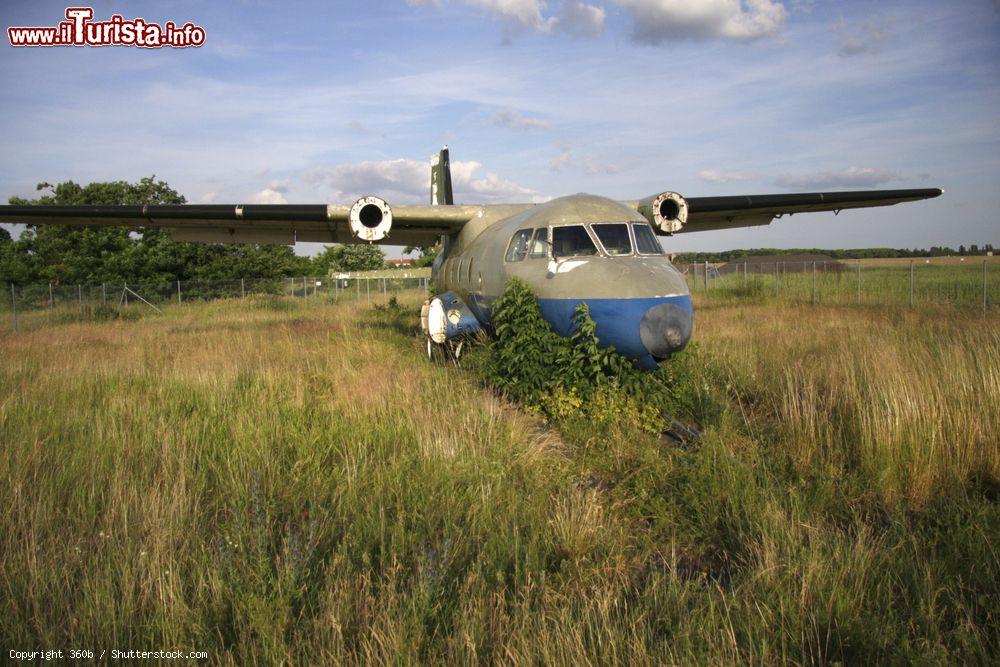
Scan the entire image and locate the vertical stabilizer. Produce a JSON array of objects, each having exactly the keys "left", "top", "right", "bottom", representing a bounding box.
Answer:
[{"left": 430, "top": 146, "right": 454, "bottom": 206}]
